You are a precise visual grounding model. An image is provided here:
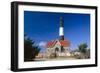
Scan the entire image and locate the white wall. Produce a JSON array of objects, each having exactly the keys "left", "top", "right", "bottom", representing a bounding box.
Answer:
[{"left": 0, "top": 0, "right": 99, "bottom": 73}]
